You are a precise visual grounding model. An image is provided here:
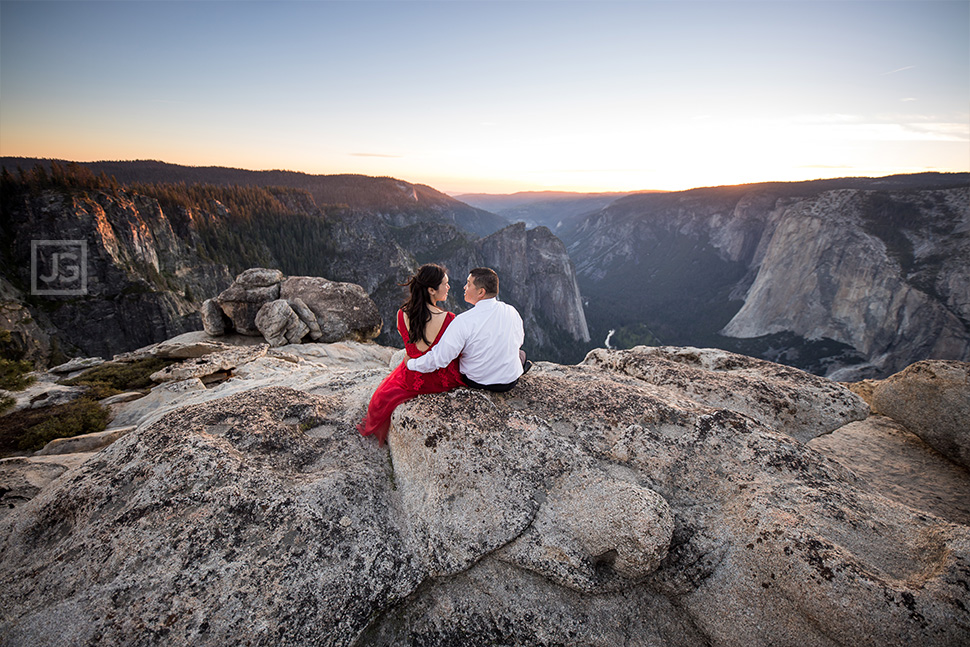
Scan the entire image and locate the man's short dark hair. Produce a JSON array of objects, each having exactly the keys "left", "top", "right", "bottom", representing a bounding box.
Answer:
[{"left": 469, "top": 267, "right": 499, "bottom": 296}]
